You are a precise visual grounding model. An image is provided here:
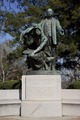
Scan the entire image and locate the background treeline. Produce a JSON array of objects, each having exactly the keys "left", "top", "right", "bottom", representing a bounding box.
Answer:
[{"left": 0, "top": 0, "right": 80, "bottom": 88}]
